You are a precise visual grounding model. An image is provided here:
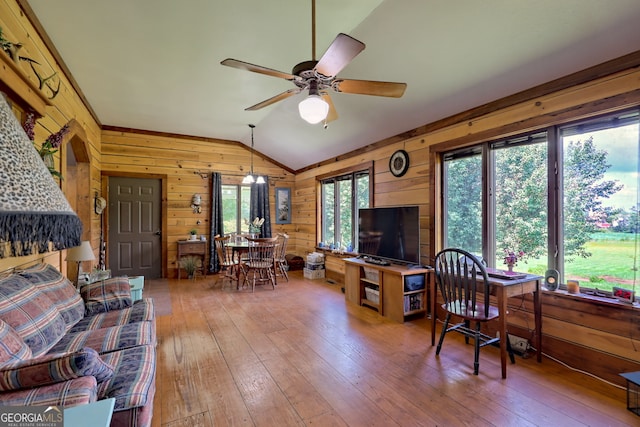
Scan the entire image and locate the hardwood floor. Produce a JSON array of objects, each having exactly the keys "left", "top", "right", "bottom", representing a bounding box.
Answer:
[{"left": 147, "top": 271, "right": 637, "bottom": 427}]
